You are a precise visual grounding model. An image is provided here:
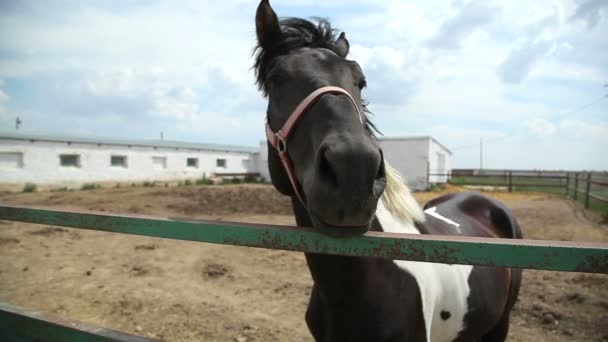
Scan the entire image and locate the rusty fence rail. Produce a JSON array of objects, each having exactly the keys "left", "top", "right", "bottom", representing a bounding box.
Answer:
[
  {"left": 1, "top": 204, "right": 607, "bottom": 273},
  {"left": 0, "top": 302, "right": 159, "bottom": 342}
]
